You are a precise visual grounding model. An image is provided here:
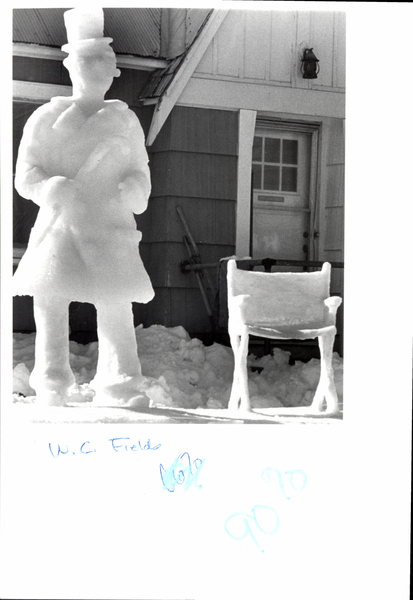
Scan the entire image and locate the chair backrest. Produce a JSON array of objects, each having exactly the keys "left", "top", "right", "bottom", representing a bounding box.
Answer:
[{"left": 227, "top": 260, "right": 331, "bottom": 327}]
